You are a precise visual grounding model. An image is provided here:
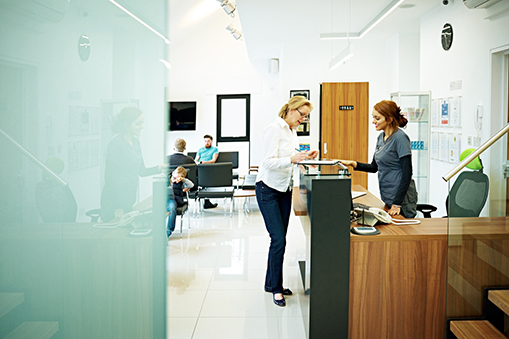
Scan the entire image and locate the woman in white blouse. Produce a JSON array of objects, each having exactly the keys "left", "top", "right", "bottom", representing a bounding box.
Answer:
[{"left": 255, "top": 96, "right": 318, "bottom": 307}]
